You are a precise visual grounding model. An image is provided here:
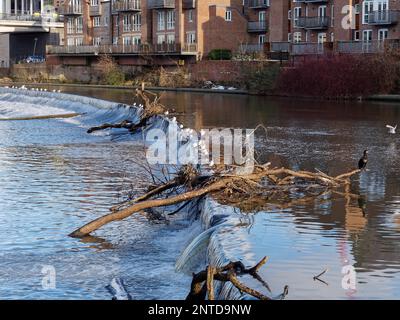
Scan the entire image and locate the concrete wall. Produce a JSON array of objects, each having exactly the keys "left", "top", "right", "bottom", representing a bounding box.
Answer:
[{"left": 0, "top": 33, "right": 10, "bottom": 68}]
